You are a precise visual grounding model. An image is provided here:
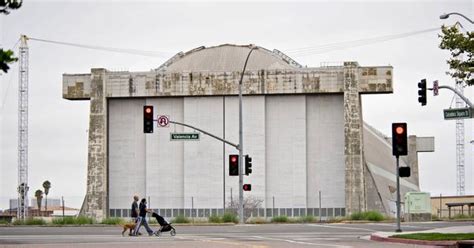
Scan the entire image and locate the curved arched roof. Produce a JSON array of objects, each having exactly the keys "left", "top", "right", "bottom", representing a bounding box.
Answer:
[{"left": 157, "top": 44, "right": 301, "bottom": 72}]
